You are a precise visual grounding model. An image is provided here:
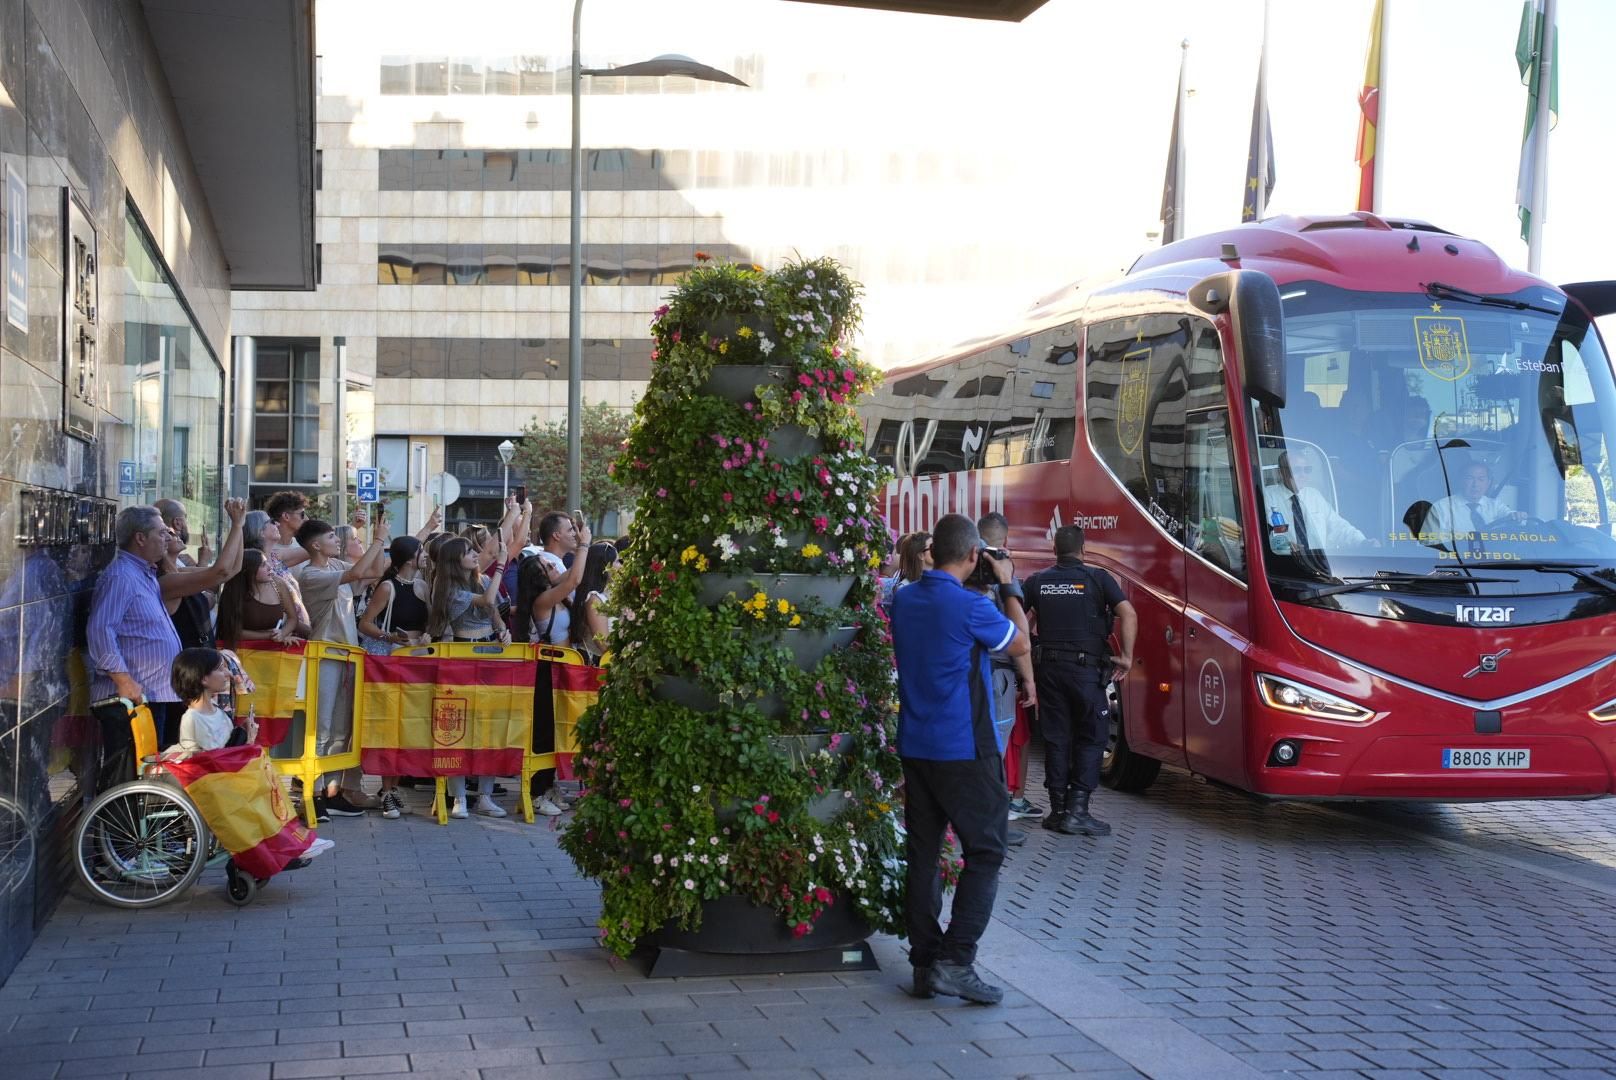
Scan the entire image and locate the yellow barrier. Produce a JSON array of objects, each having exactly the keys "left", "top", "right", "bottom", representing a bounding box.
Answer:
[
  {"left": 218, "top": 638, "right": 599, "bottom": 827},
  {"left": 273, "top": 641, "right": 364, "bottom": 827}
]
